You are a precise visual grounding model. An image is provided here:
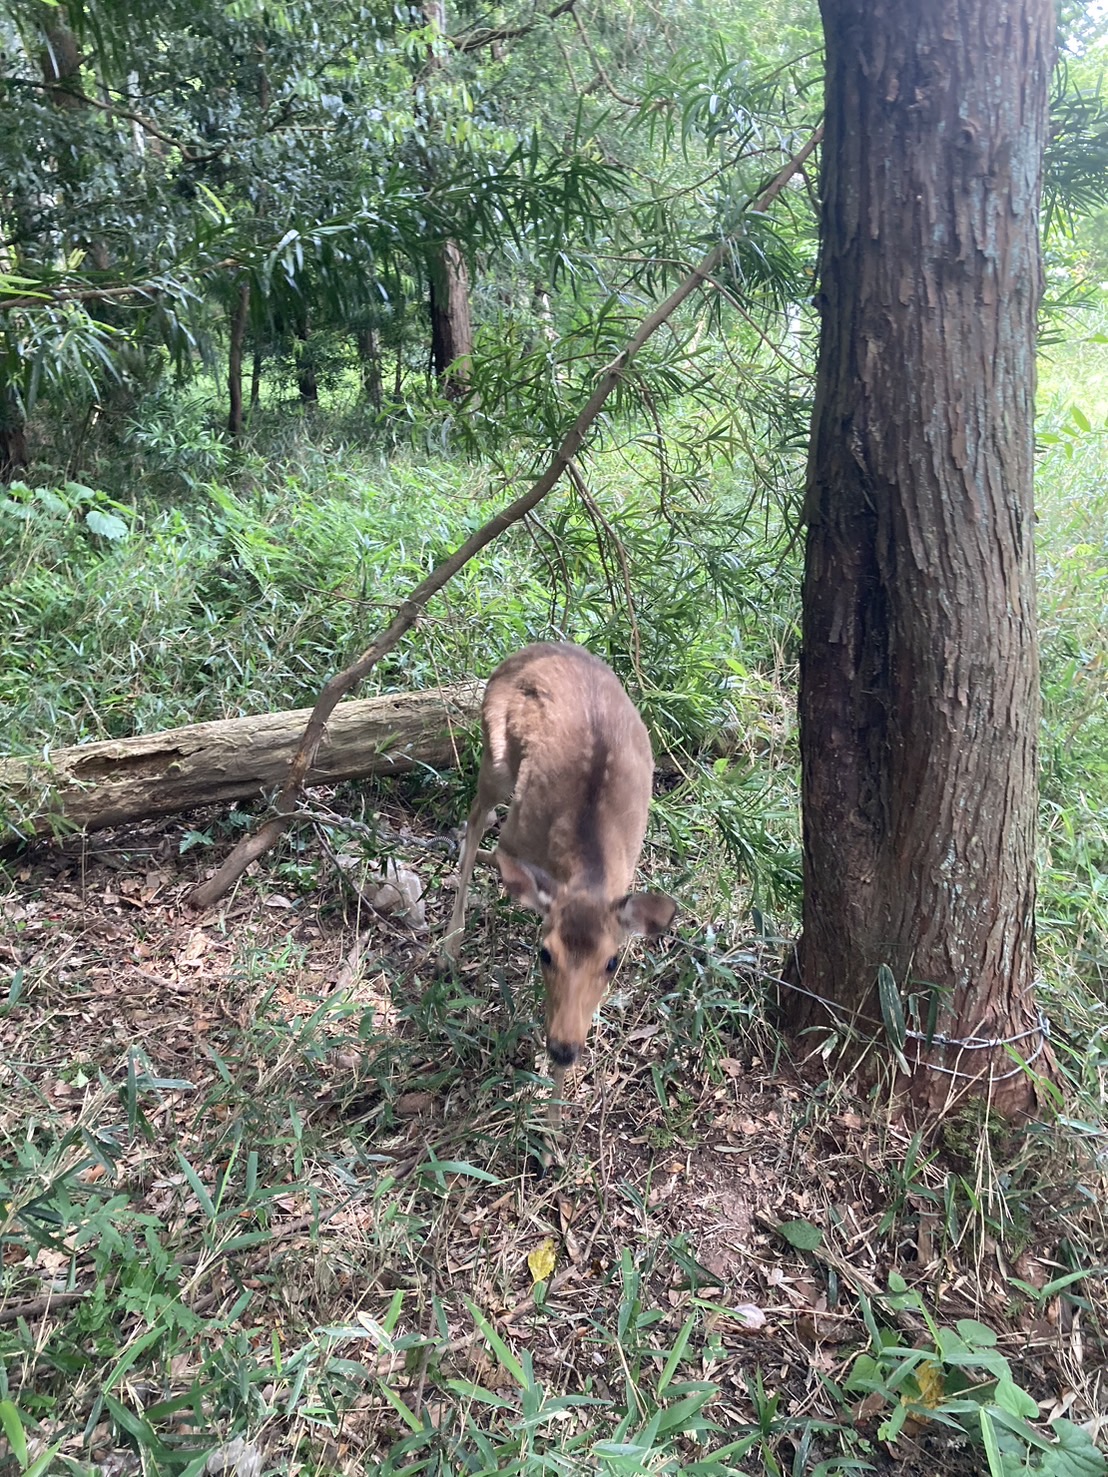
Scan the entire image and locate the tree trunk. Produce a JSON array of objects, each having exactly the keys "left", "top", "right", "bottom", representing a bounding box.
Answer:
[
  {"left": 428, "top": 240, "right": 473, "bottom": 397},
  {"left": 1, "top": 686, "right": 482, "bottom": 840},
  {"left": 791, "top": 0, "right": 1054, "bottom": 1115},
  {"left": 227, "top": 281, "right": 250, "bottom": 437},
  {"left": 40, "top": 14, "right": 83, "bottom": 112},
  {"left": 250, "top": 345, "right": 263, "bottom": 407},
  {"left": 356, "top": 325, "right": 384, "bottom": 410},
  {"left": 249, "top": 54, "right": 269, "bottom": 414},
  {"left": 0, "top": 384, "right": 29, "bottom": 482},
  {"left": 40, "top": 10, "right": 111, "bottom": 275},
  {"left": 418, "top": 0, "right": 473, "bottom": 399},
  {"left": 296, "top": 317, "right": 318, "bottom": 404}
]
